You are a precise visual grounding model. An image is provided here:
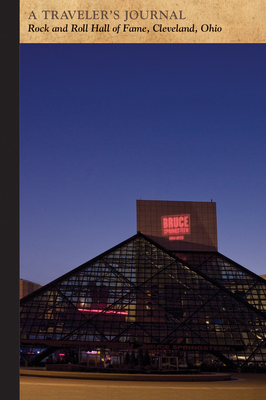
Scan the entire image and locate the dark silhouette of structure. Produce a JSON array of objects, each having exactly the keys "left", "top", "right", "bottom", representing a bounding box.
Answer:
[{"left": 20, "top": 232, "right": 266, "bottom": 370}]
